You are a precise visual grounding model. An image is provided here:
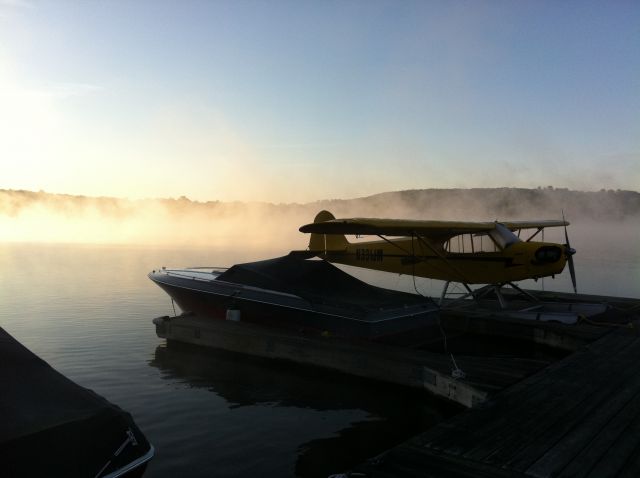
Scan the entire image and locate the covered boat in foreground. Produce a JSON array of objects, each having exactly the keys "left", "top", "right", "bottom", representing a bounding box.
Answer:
[
  {"left": 0, "top": 327, "right": 153, "bottom": 478},
  {"left": 148, "top": 254, "right": 439, "bottom": 340}
]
